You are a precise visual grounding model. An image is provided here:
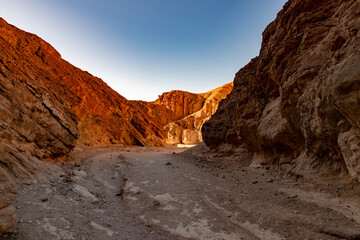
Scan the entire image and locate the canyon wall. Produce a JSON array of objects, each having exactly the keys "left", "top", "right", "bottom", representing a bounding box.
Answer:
[
  {"left": 163, "top": 83, "right": 233, "bottom": 145},
  {"left": 137, "top": 83, "right": 233, "bottom": 145},
  {"left": 0, "top": 18, "right": 165, "bottom": 233},
  {"left": 203, "top": 0, "right": 360, "bottom": 181},
  {"left": 0, "top": 18, "right": 165, "bottom": 150}
]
